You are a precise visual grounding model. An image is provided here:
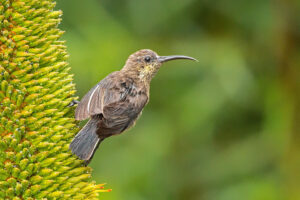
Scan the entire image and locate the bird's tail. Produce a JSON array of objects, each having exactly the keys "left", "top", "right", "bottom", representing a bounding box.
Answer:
[{"left": 69, "top": 117, "right": 104, "bottom": 165}]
